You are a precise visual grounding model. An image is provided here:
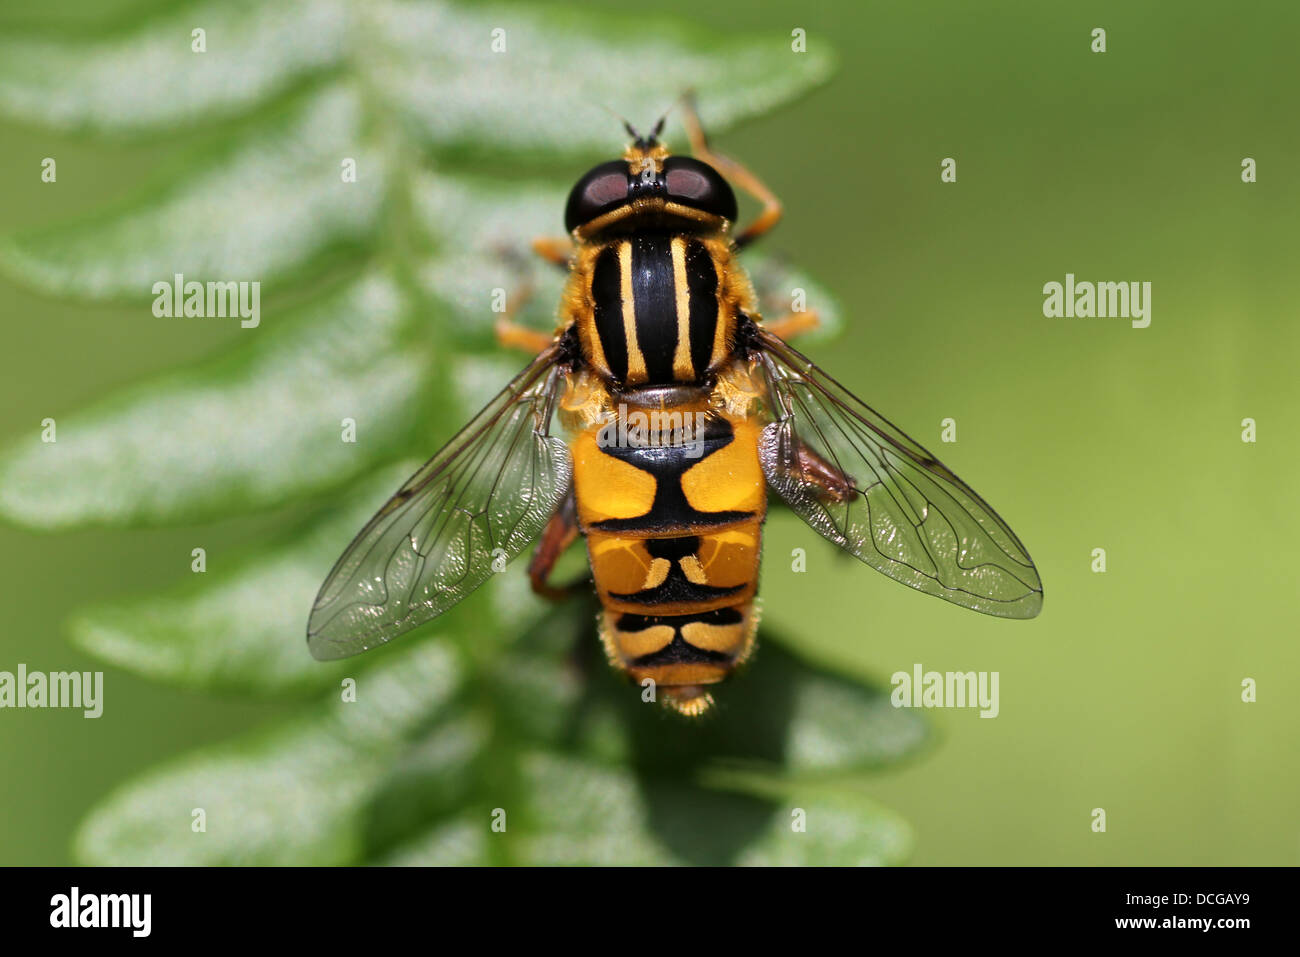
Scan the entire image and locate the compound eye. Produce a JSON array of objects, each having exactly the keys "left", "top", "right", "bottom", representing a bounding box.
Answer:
[
  {"left": 565, "top": 161, "right": 631, "bottom": 231},
  {"left": 662, "top": 157, "right": 738, "bottom": 222}
]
